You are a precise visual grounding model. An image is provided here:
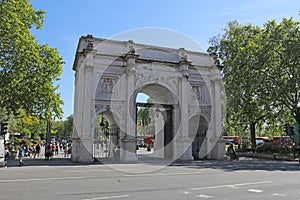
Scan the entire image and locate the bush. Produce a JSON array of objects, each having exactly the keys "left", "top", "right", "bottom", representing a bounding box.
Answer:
[
  {"left": 239, "top": 141, "right": 251, "bottom": 152},
  {"left": 255, "top": 142, "right": 291, "bottom": 155}
]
